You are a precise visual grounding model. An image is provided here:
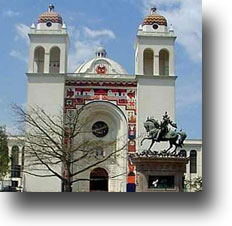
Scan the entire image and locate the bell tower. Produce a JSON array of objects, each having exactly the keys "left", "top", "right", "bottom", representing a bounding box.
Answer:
[
  {"left": 135, "top": 7, "right": 176, "bottom": 76},
  {"left": 25, "top": 5, "right": 69, "bottom": 192},
  {"left": 28, "top": 4, "right": 69, "bottom": 74},
  {"left": 136, "top": 7, "right": 177, "bottom": 151}
]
